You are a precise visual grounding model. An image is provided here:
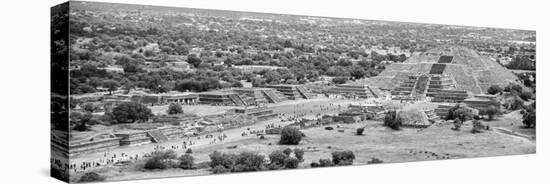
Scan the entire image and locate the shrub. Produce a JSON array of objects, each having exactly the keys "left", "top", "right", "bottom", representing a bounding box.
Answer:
[
  {"left": 384, "top": 110, "right": 402, "bottom": 130},
  {"left": 356, "top": 128, "right": 365, "bottom": 135},
  {"left": 144, "top": 150, "right": 178, "bottom": 170},
  {"left": 279, "top": 126, "right": 303, "bottom": 145},
  {"left": 208, "top": 151, "right": 237, "bottom": 169},
  {"left": 368, "top": 158, "right": 384, "bottom": 164},
  {"left": 508, "top": 97, "right": 525, "bottom": 110},
  {"left": 446, "top": 104, "right": 474, "bottom": 122},
  {"left": 471, "top": 120, "right": 484, "bottom": 133},
  {"left": 294, "top": 148, "right": 305, "bottom": 161},
  {"left": 79, "top": 172, "right": 105, "bottom": 182},
  {"left": 522, "top": 110, "right": 536, "bottom": 128},
  {"left": 233, "top": 152, "right": 265, "bottom": 172},
  {"left": 331, "top": 151, "right": 356, "bottom": 166},
  {"left": 483, "top": 105, "right": 500, "bottom": 121},
  {"left": 318, "top": 159, "right": 334, "bottom": 167},
  {"left": 505, "top": 84, "right": 523, "bottom": 94},
  {"left": 268, "top": 150, "right": 288, "bottom": 167},
  {"left": 283, "top": 148, "right": 293, "bottom": 156},
  {"left": 167, "top": 103, "right": 183, "bottom": 114},
  {"left": 520, "top": 91, "right": 533, "bottom": 101},
  {"left": 209, "top": 151, "right": 265, "bottom": 172},
  {"left": 487, "top": 85, "right": 503, "bottom": 95},
  {"left": 185, "top": 148, "right": 193, "bottom": 154},
  {"left": 310, "top": 162, "right": 320, "bottom": 168},
  {"left": 178, "top": 154, "right": 195, "bottom": 169},
  {"left": 451, "top": 118, "right": 463, "bottom": 131},
  {"left": 325, "top": 126, "right": 334, "bottom": 130},
  {"left": 284, "top": 157, "right": 300, "bottom": 169},
  {"left": 332, "top": 77, "right": 348, "bottom": 84},
  {"left": 212, "top": 165, "right": 230, "bottom": 174}
]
